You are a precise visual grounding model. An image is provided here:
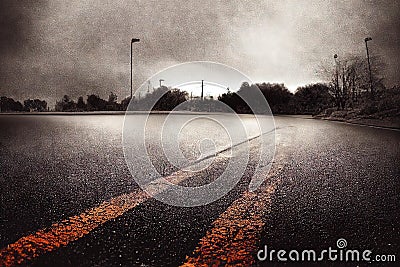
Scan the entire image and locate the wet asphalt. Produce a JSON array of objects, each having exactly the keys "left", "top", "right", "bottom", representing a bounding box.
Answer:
[
  {"left": 0, "top": 115, "right": 399, "bottom": 266},
  {"left": 258, "top": 117, "right": 400, "bottom": 266}
]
